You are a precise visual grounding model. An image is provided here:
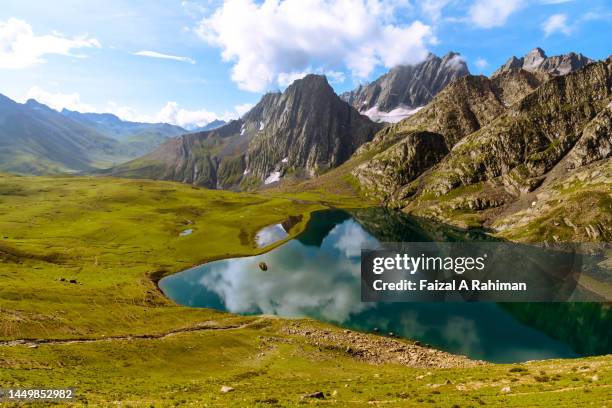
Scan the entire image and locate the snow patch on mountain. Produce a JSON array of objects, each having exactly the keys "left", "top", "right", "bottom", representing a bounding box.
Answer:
[
  {"left": 363, "top": 105, "right": 423, "bottom": 123},
  {"left": 264, "top": 171, "right": 281, "bottom": 184}
]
